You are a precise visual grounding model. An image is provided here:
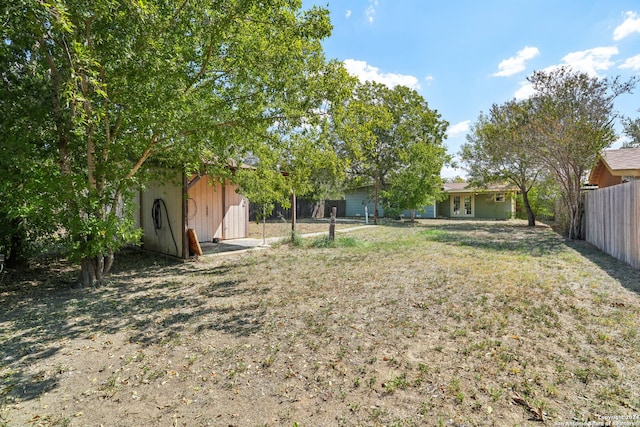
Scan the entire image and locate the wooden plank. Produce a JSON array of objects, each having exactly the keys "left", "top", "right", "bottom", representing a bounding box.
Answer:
[{"left": 187, "top": 228, "right": 203, "bottom": 256}]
